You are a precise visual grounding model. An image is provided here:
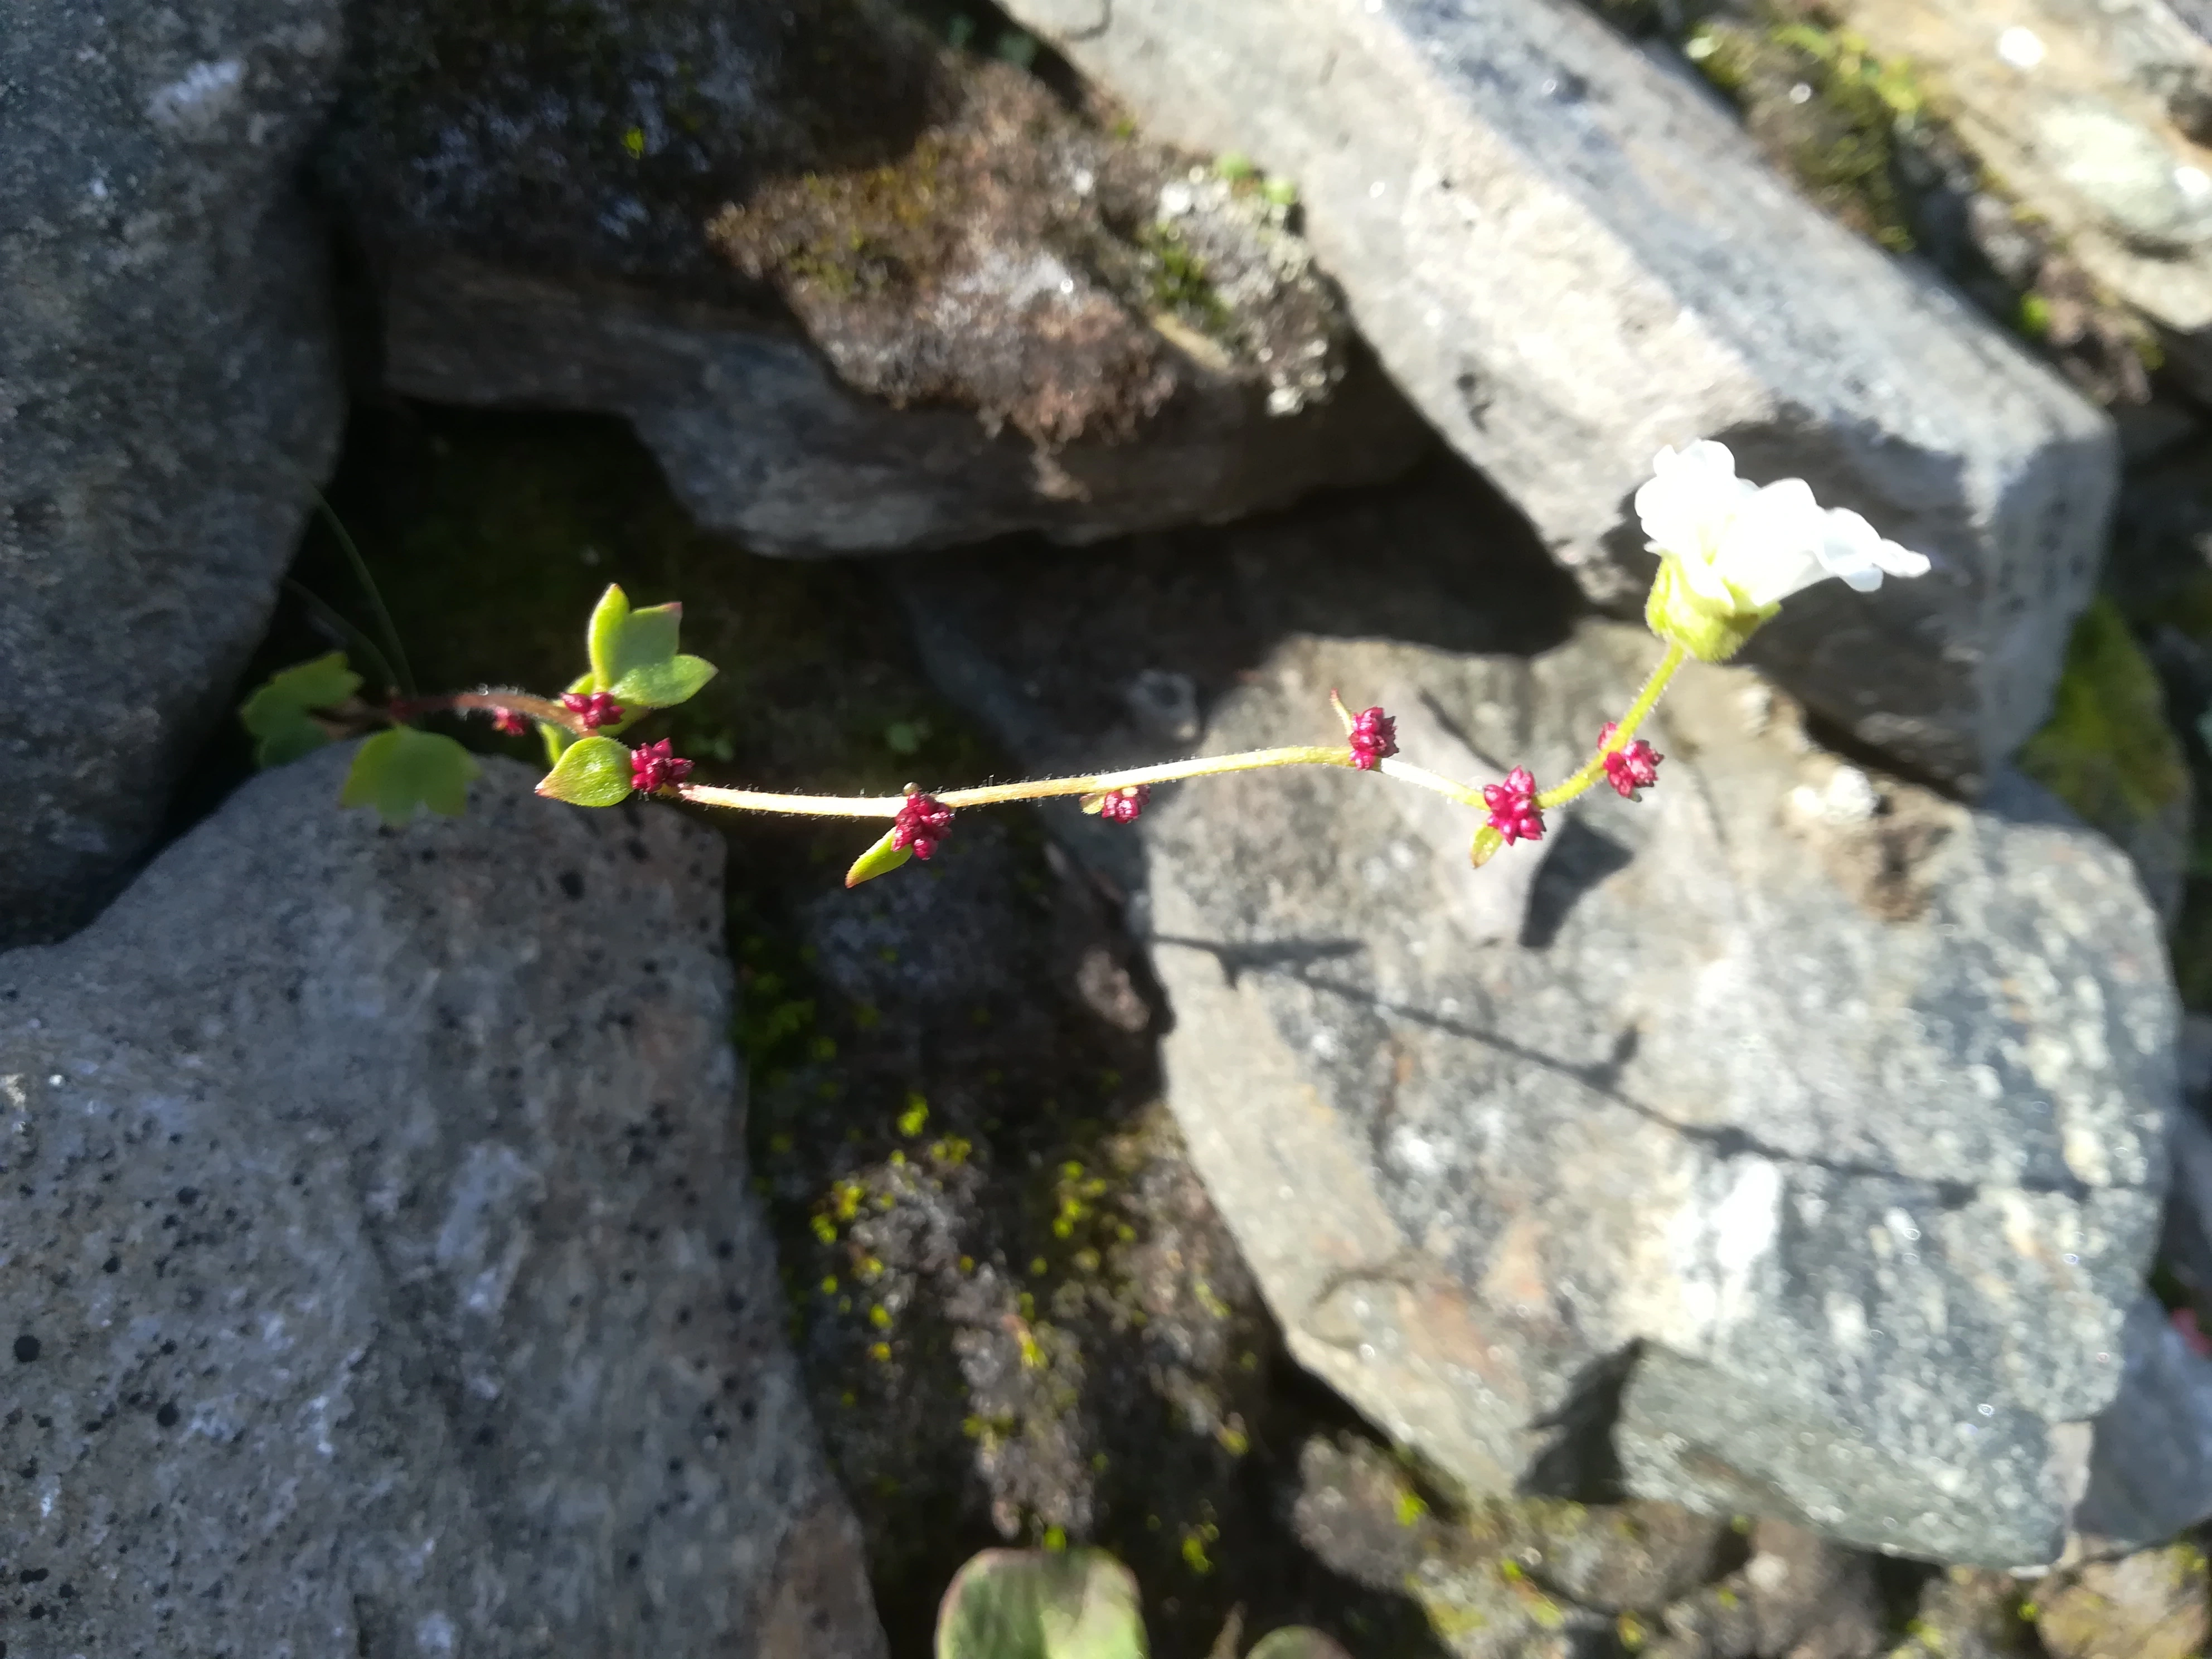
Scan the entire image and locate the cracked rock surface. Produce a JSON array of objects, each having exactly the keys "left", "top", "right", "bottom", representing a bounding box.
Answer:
[
  {"left": 318, "top": 0, "right": 1425, "bottom": 555},
  {"left": 896, "top": 462, "right": 2180, "bottom": 1568},
  {"left": 0, "top": 0, "right": 345, "bottom": 944},
  {"left": 0, "top": 749, "right": 883, "bottom": 1657}
]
